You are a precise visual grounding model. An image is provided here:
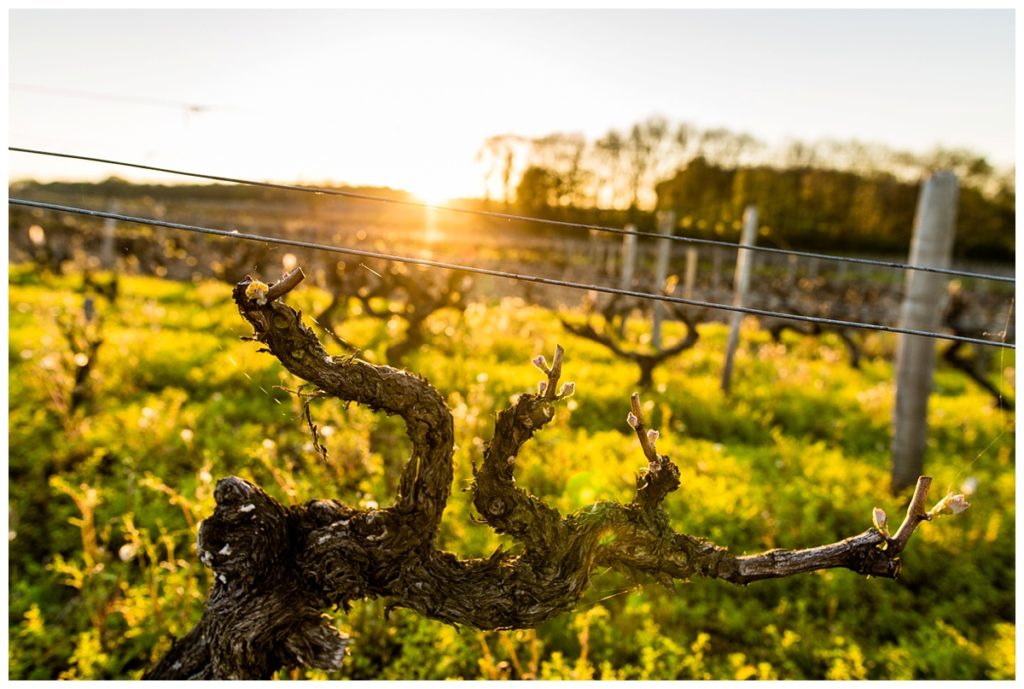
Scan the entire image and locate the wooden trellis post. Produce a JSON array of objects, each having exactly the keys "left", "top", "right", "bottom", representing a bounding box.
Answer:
[
  {"left": 620, "top": 224, "right": 637, "bottom": 290},
  {"left": 651, "top": 210, "right": 675, "bottom": 349},
  {"left": 100, "top": 200, "right": 118, "bottom": 269},
  {"left": 720, "top": 206, "right": 758, "bottom": 394},
  {"left": 587, "top": 229, "right": 602, "bottom": 281},
  {"left": 619, "top": 224, "right": 638, "bottom": 336},
  {"left": 786, "top": 254, "right": 799, "bottom": 288},
  {"left": 683, "top": 246, "right": 698, "bottom": 298},
  {"left": 891, "top": 172, "right": 959, "bottom": 492}
]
